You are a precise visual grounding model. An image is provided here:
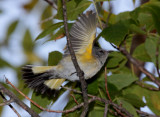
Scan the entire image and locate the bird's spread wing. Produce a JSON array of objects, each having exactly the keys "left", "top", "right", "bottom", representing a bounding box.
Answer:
[{"left": 65, "top": 12, "right": 97, "bottom": 55}]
